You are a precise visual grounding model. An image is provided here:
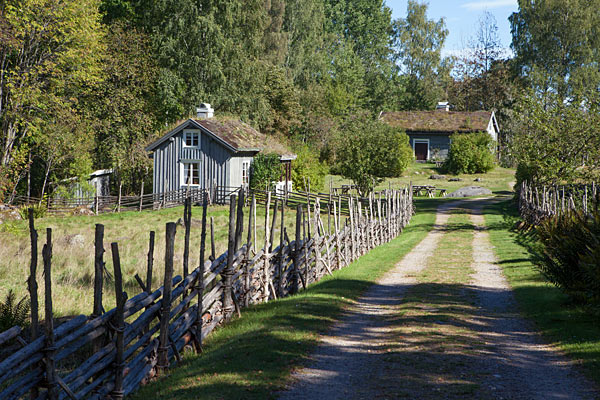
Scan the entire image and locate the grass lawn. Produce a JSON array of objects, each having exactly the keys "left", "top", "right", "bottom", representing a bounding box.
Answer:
[
  {"left": 328, "top": 162, "right": 516, "bottom": 196},
  {"left": 485, "top": 199, "right": 600, "bottom": 386},
  {"left": 0, "top": 202, "right": 304, "bottom": 317},
  {"left": 129, "top": 198, "right": 440, "bottom": 400}
]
